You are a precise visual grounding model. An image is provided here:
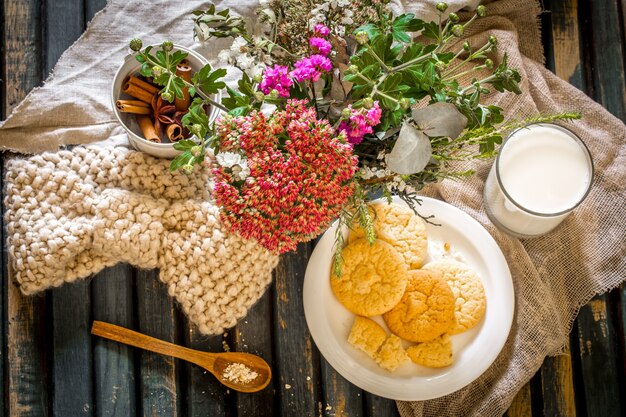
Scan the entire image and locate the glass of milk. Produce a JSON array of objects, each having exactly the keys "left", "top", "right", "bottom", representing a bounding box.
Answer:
[{"left": 483, "top": 123, "right": 593, "bottom": 238}]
